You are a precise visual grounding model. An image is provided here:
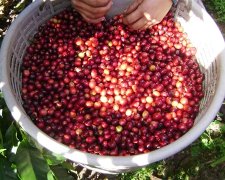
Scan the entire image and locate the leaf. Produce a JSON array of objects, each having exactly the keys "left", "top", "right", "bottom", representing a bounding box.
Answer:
[
  {"left": 207, "top": 121, "right": 225, "bottom": 135},
  {"left": 0, "top": 107, "right": 15, "bottom": 136},
  {"left": 61, "top": 161, "right": 76, "bottom": 172},
  {"left": 219, "top": 123, "right": 225, "bottom": 133},
  {"left": 17, "top": 127, "right": 28, "bottom": 142},
  {"left": 0, "top": 128, "right": 3, "bottom": 145},
  {"left": 26, "top": 135, "right": 43, "bottom": 151},
  {"left": 191, "top": 145, "right": 201, "bottom": 157},
  {"left": 15, "top": 140, "right": 50, "bottom": 180},
  {"left": 14, "top": 0, "right": 32, "bottom": 13},
  {"left": 200, "top": 133, "right": 213, "bottom": 149},
  {"left": 217, "top": 112, "right": 224, "bottom": 117},
  {"left": 0, "top": 92, "right": 7, "bottom": 109},
  {"left": 42, "top": 149, "right": 65, "bottom": 166},
  {"left": 0, "top": 155, "right": 17, "bottom": 180},
  {"left": 210, "top": 155, "right": 225, "bottom": 167},
  {"left": 47, "top": 170, "right": 56, "bottom": 180},
  {"left": 0, "top": 147, "right": 6, "bottom": 154},
  {"left": 4, "top": 123, "right": 19, "bottom": 151},
  {"left": 50, "top": 165, "right": 75, "bottom": 180}
]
